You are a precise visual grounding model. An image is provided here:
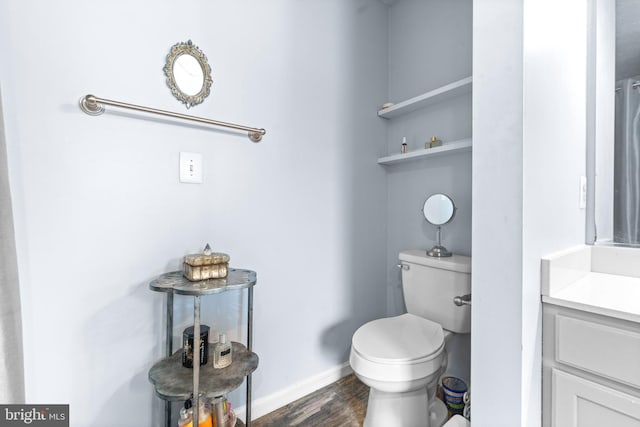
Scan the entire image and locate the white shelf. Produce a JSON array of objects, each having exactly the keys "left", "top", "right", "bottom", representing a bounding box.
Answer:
[
  {"left": 378, "top": 76, "right": 473, "bottom": 119},
  {"left": 378, "top": 138, "right": 472, "bottom": 166}
]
